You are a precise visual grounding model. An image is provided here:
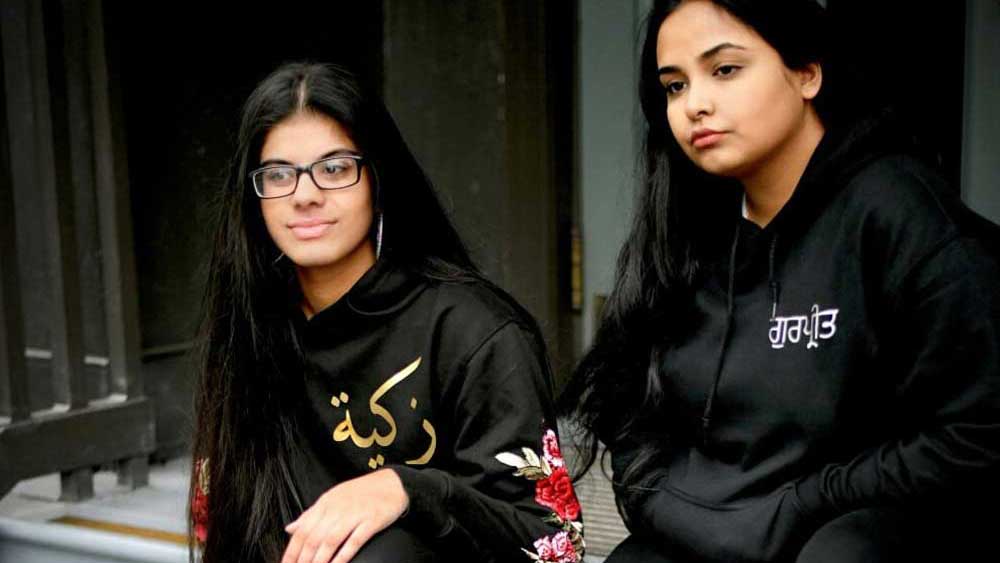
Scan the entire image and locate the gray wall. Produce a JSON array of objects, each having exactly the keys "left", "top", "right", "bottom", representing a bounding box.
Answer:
[
  {"left": 962, "top": 0, "right": 1000, "bottom": 223},
  {"left": 577, "top": 0, "right": 647, "bottom": 351}
]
